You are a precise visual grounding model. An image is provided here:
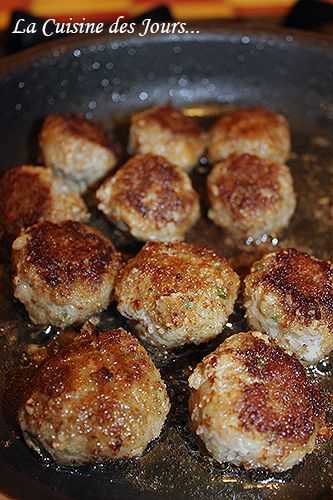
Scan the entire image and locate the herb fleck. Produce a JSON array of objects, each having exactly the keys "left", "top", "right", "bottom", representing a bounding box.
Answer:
[{"left": 216, "top": 287, "right": 227, "bottom": 299}]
